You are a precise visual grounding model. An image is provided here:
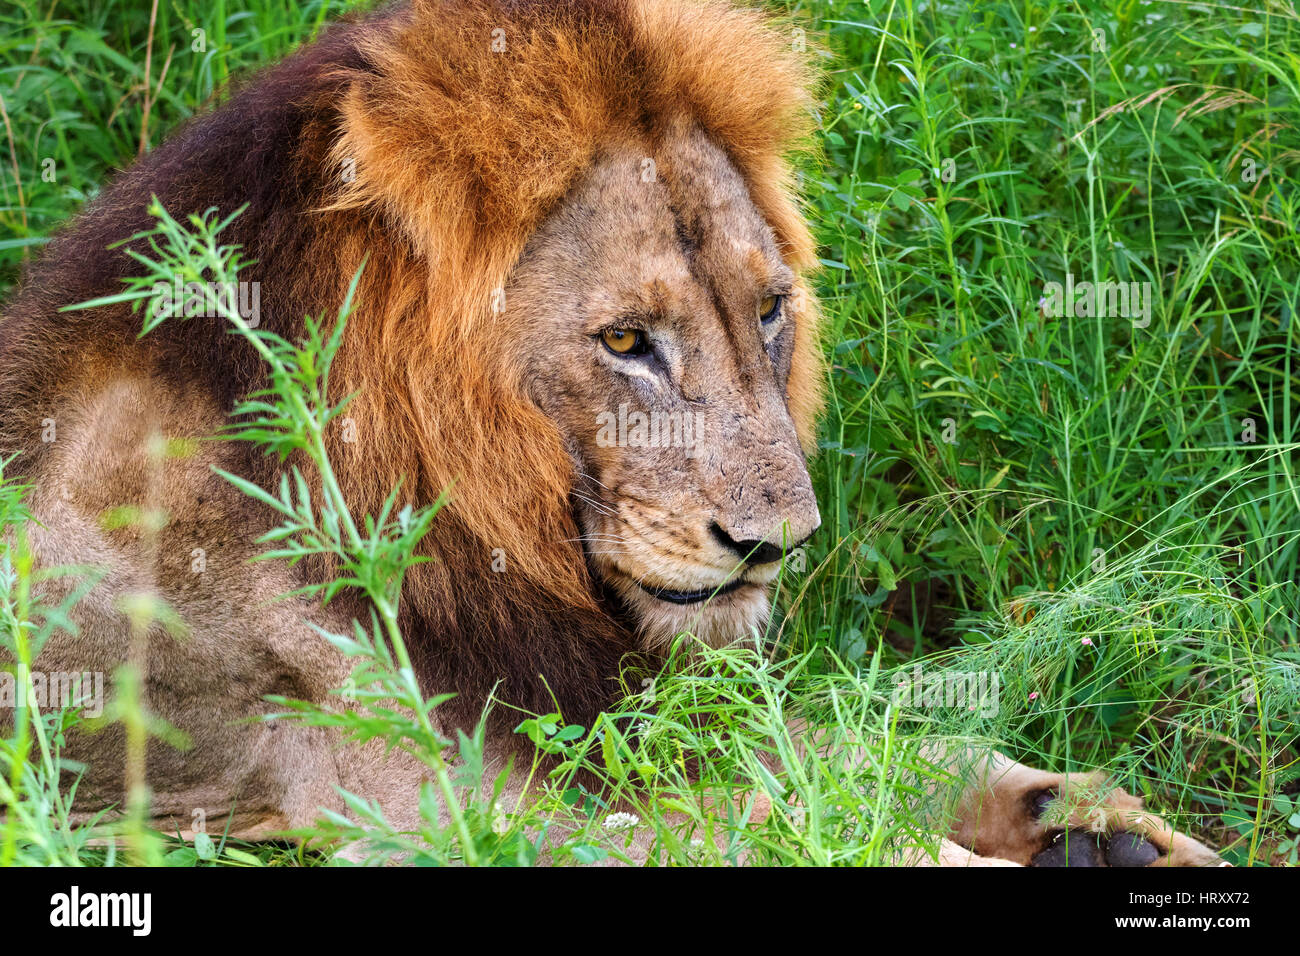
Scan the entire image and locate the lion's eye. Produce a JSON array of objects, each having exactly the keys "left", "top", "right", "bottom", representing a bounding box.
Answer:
[
  {"left": 759, "top": 294, "right": 782, "bottom": 324},
  {"left": 601, "top": 328, "right": 649, "bottom": 356}
]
